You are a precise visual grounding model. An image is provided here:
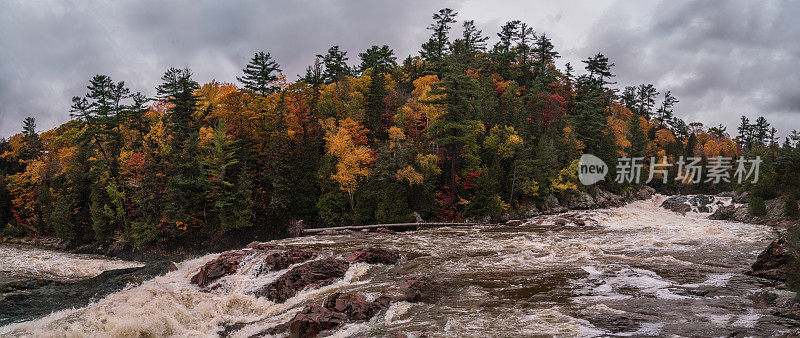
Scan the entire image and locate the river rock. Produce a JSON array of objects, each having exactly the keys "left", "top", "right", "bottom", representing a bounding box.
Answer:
[
  {"left": 346, "top": 248, "right": 400, "bottom": 265},
  {"left": 190, "top": 250, "right": 247, "bottom": 287},
  {"left": 709, "top": 205, "right": 736, "bottom": 220},
  {"left": 636, "top": 186, "right": 656, "bottom": 200},
  {"left": 265, "top": 304, "right": 348, "bottom": 338},
  {"left": 541, "top": 195, "right": 566, "bottom": 214},
  {"left": 256, "top": 258, "right": 350, "bottom": 303},
  {"left": 397, "top": 276, "right": 446, "bottom": 303},
  {"left": 258, "top": 249, "right": 317, "bottom": 274},
  {"left": 733, "top": 191, "right": 750, "bottom": 204},
  {"left": 323, "top": 292, "right": 390, "bottom": 320},
  {"left": 505, "top": 220, "right": 523, "bottom": 226},
  {"left": 748, "top": 234, "right": 790, "bottom": 281}
]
